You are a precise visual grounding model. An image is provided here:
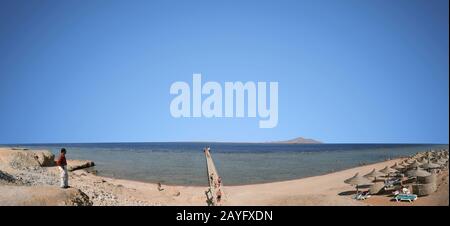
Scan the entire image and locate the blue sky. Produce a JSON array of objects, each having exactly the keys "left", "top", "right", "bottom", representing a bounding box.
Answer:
[{"left": 0, "top": 0, "right": 448, "bottom": 144}]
